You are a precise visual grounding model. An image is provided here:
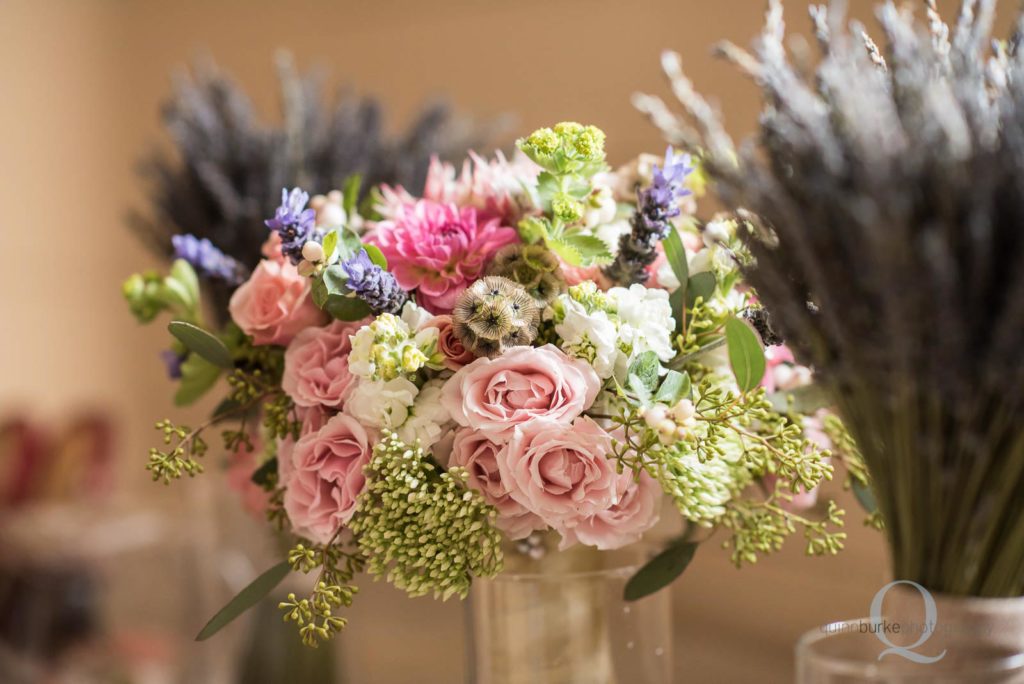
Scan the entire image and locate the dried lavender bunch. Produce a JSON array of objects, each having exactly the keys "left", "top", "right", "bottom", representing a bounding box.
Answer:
[
  {"left": 637, "top": 0, "right": 1024, "bottom": 596},
  {"left": 130, "top": 53, "right": 494, "bottom": 277}
]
